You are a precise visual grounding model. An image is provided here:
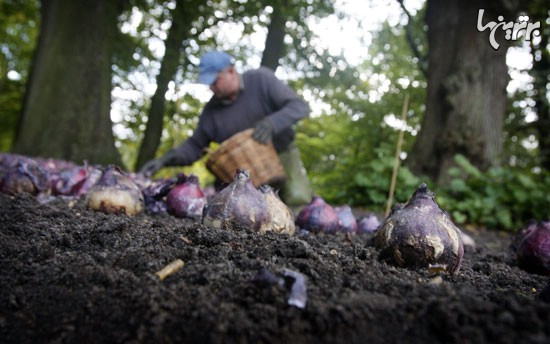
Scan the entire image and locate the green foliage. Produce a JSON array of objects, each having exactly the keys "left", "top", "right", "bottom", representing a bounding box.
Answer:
[
  {"left": 296, "top": 13, "right": 426, "bottom": 212},
  {"left": 349, "top": 152, "right": 421, "bottom": 209},
  {"left": 0, "top": 79, "right": 25, "bottom": 149},
  {"left": 436, "top": 154, "right": 550, "bottom": 232},
  {"left": 0, "top": 0, "right": 39, "bottom": 151},
  {"left": 296, "top": 109, "right": 421, "bottom": 211}
]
